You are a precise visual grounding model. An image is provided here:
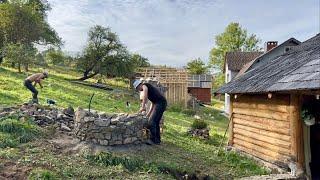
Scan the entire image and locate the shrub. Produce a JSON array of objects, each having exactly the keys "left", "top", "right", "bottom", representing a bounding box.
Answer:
[
  {"left": 191, "top": 120, "right": 208, "bottom": 130},
  {"left": 167, "top": 103, "right": 184, "bottom": 112},
  {"left": 28, "top": 168, "right": 58, "bottom": 180},
  {"left": 0, "top": 132, "right": 18, "bottom": 148}
]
